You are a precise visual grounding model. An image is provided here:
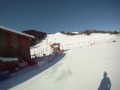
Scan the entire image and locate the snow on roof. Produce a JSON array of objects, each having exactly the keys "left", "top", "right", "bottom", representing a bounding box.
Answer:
[
  {"left": 0, "top": 57, "right": 18, "bottom": 62},
  {"left": 0, "top": 26, "right": 35, "bottom": 38}
]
